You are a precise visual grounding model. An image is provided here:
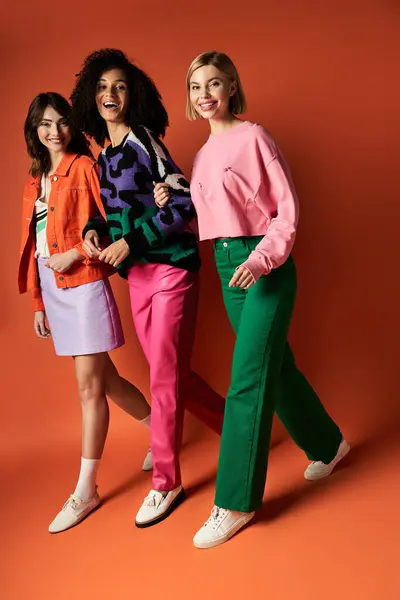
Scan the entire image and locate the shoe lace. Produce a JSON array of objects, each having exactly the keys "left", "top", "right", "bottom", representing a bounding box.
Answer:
[
  {"left": 204, "top": 506, "right": 227, "bottom": 530},
  {"left": 63, "top": 496, "right": 79, "bottom": 511}
]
